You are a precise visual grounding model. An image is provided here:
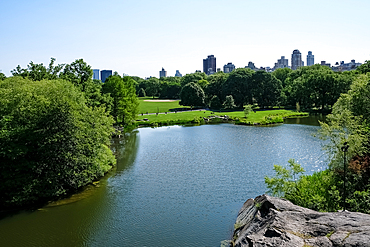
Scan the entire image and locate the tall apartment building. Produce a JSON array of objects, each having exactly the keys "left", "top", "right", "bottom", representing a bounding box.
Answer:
[
  {"left": 245, "top": 61, "right": 256, "bottom": 70},
  {"left": 223, "top": 63, "right": 235, "bottom": 73},
  {"left": 273, "top": 56, "right": 289, "bottom": 70},
  {"left": 93, "top": 69, "right": 100, "bottom": 80},
  {"left": 159, "top": 68, "right": 167, "bottom": 78},
  {"left": 175, "top": 70, "right": 182, "bottom": 77},
  {"left": 203, "top": 55, "right": 216, "bottom": 75},
  {"left": 291, "top": 49, "right": 303, "bottom": 70},
  {"left": 307, "top": 51, "right": 314, "bottom": 66},
  {"left": 100, "top": 70, "right": 112, "bottom": 83}
]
